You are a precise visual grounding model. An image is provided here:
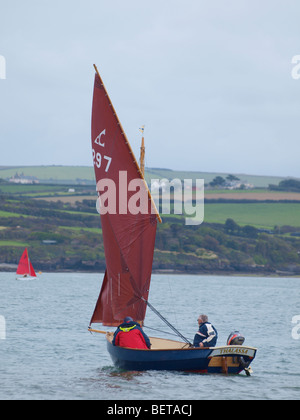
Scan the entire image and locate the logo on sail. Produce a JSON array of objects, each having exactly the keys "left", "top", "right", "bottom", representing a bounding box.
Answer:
[
  {"left": 95, "top": 129, "right": 106, "bottom": 147},
  {"left": 93, "top": 129, "right": 113, "bottom": 173},
  {"left": 0, "top": 55, "right": 6, "bottom": 80}
]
